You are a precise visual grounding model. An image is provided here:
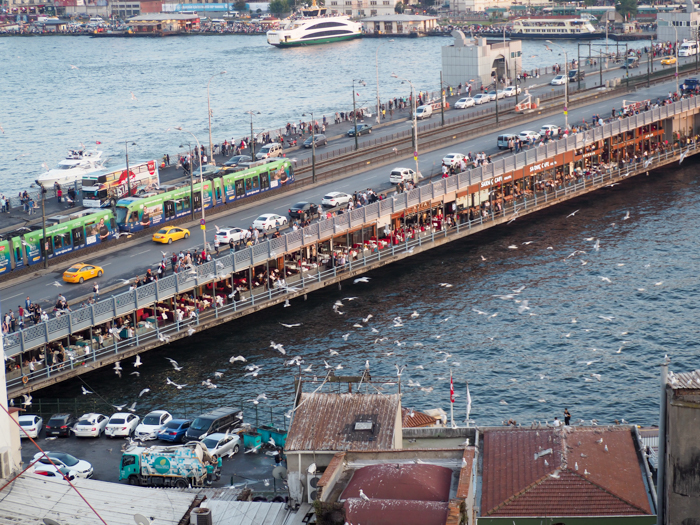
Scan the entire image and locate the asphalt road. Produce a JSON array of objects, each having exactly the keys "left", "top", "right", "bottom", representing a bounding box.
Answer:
[{"left": 0, "top": 69, "right": 693, "bottom": 318}]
